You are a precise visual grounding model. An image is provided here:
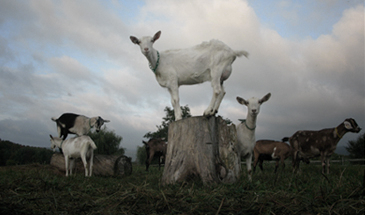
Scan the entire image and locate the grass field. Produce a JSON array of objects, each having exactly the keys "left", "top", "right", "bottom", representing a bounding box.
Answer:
[{"left": 0, "top": 163, "right": 364, "bottom": 214}]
